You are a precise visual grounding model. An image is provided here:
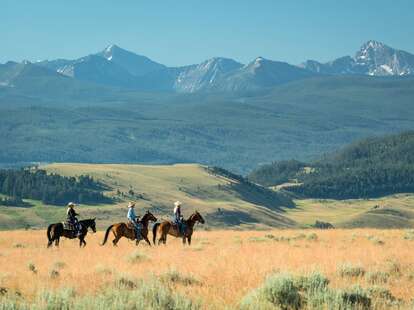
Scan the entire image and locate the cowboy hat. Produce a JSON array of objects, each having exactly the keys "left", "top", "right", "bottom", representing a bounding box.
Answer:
[
  {"left": 128, "top": 202, "right": 135, "bottom": 208},
  {"left": 174, "top": 201, "right": 182, "bottom": 208},
  {"left": 67, "top": 202, "right": 76, "bottom": 208}
]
